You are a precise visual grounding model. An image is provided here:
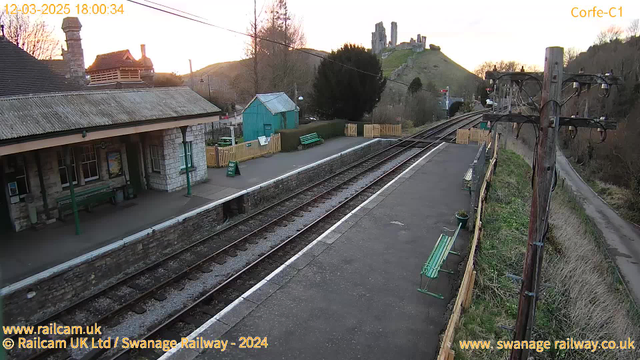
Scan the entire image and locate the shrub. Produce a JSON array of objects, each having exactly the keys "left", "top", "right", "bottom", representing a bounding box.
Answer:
[{"left": 277, "top": 120, "right": 346, "bottom": 152}]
